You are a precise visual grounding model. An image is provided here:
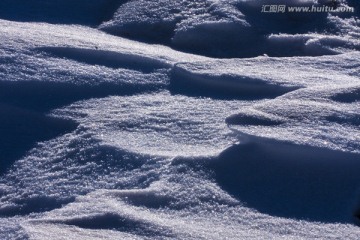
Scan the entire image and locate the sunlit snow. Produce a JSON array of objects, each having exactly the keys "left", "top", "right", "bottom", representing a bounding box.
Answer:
[{"left": 0, "top": 0, "right": 360, "bottom": 239}]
